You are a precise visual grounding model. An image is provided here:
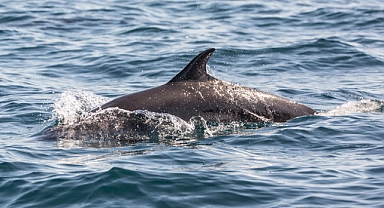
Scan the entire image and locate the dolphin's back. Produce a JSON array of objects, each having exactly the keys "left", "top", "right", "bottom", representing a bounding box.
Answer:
[
  {"left": 98, "top": 48, "right": 316, "bottom": 122},
  {"left": 100, "top": 80, "right": 315, "bottom": 122}
]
